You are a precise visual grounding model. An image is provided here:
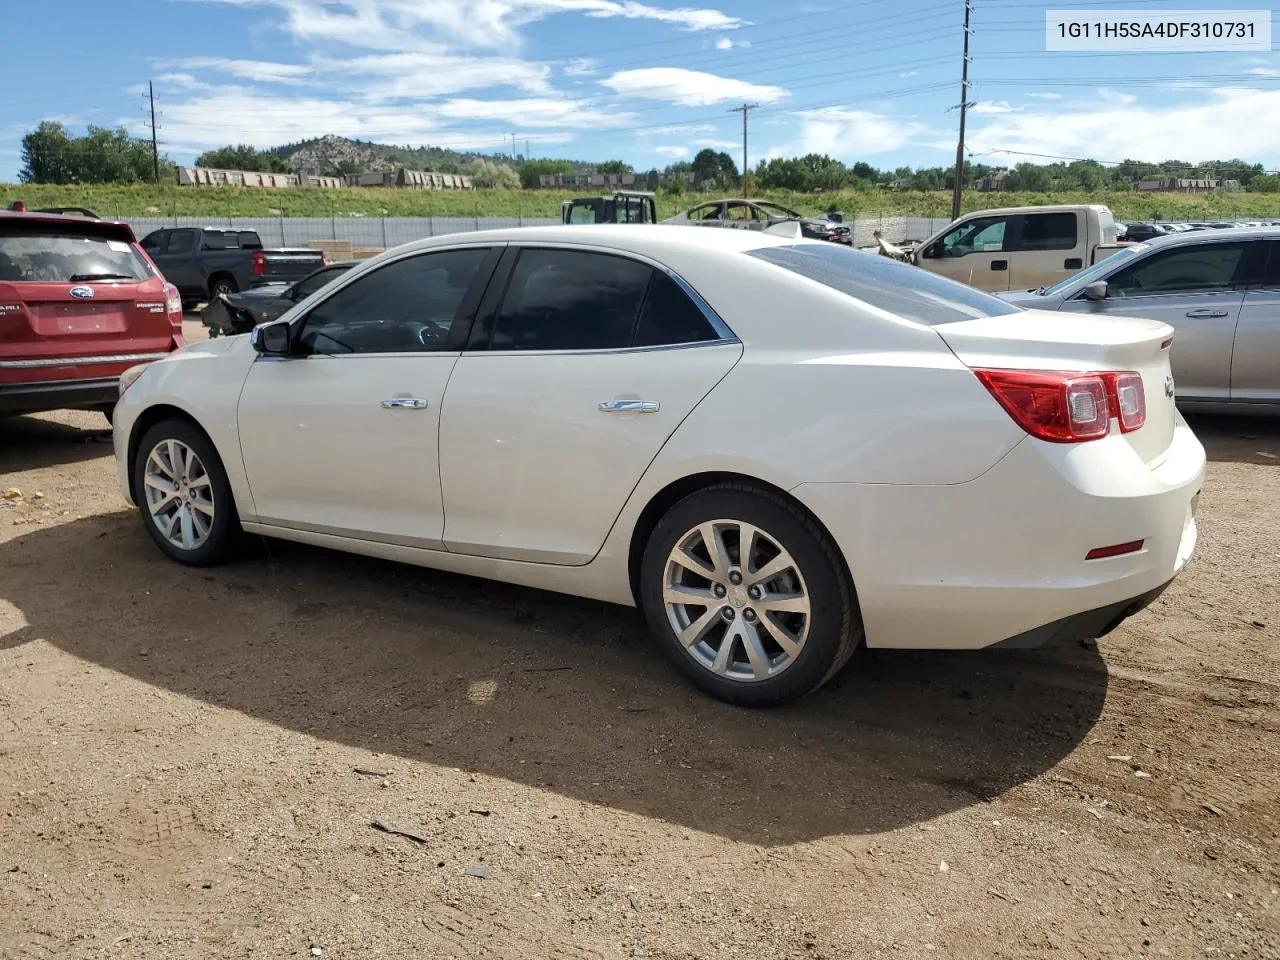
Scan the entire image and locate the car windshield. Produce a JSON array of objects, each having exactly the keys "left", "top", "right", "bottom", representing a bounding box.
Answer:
[
  {"left": 0, "top": 226, "right": 150, "bottom": 283},
  {"left": 754, "top": 201, "right": 802, "bottom": 219},
  {"left": 749, "top": 243, "right": 1020, "bottom": 325},
  {"left": 1041, "top": 244, "right": 1146, "bottom": 296}
]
